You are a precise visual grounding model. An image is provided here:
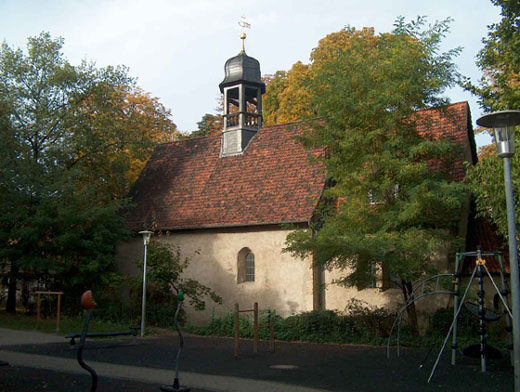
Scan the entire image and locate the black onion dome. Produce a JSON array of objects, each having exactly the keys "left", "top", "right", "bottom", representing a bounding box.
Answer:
[{"left": 219, "top": 51, "right": 266, "bottom": 93}]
